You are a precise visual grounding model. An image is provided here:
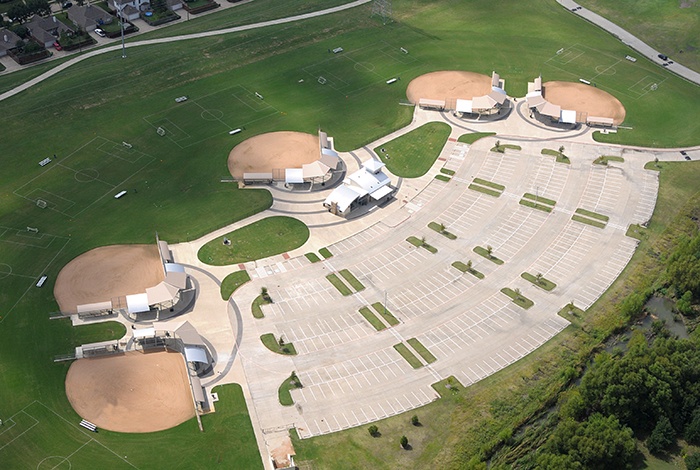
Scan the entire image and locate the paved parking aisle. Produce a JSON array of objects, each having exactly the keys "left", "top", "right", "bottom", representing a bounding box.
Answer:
[
  {"left": 438, "top": 189, "right": 495, "bottom": 237},
  {"left": 328, "top": 223, "right": 390, "bottom": 256},
  {"left": 578, "top": 166, "right": 623, "bottom": 216},
  {"left": 250, "top": 256, "right": 308, "bottom": 280},
  {"left": 524, "top": 156, "right": 570, "bottom": 202},
  {"left": 484, "top": 207, "right": 549, "bottom": 262},
  {"left": 631, "top": 170, "right": 659, "bottom": 225},
  {"left": 350, "top": 242, "right": 431, "bottom": 285}
]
